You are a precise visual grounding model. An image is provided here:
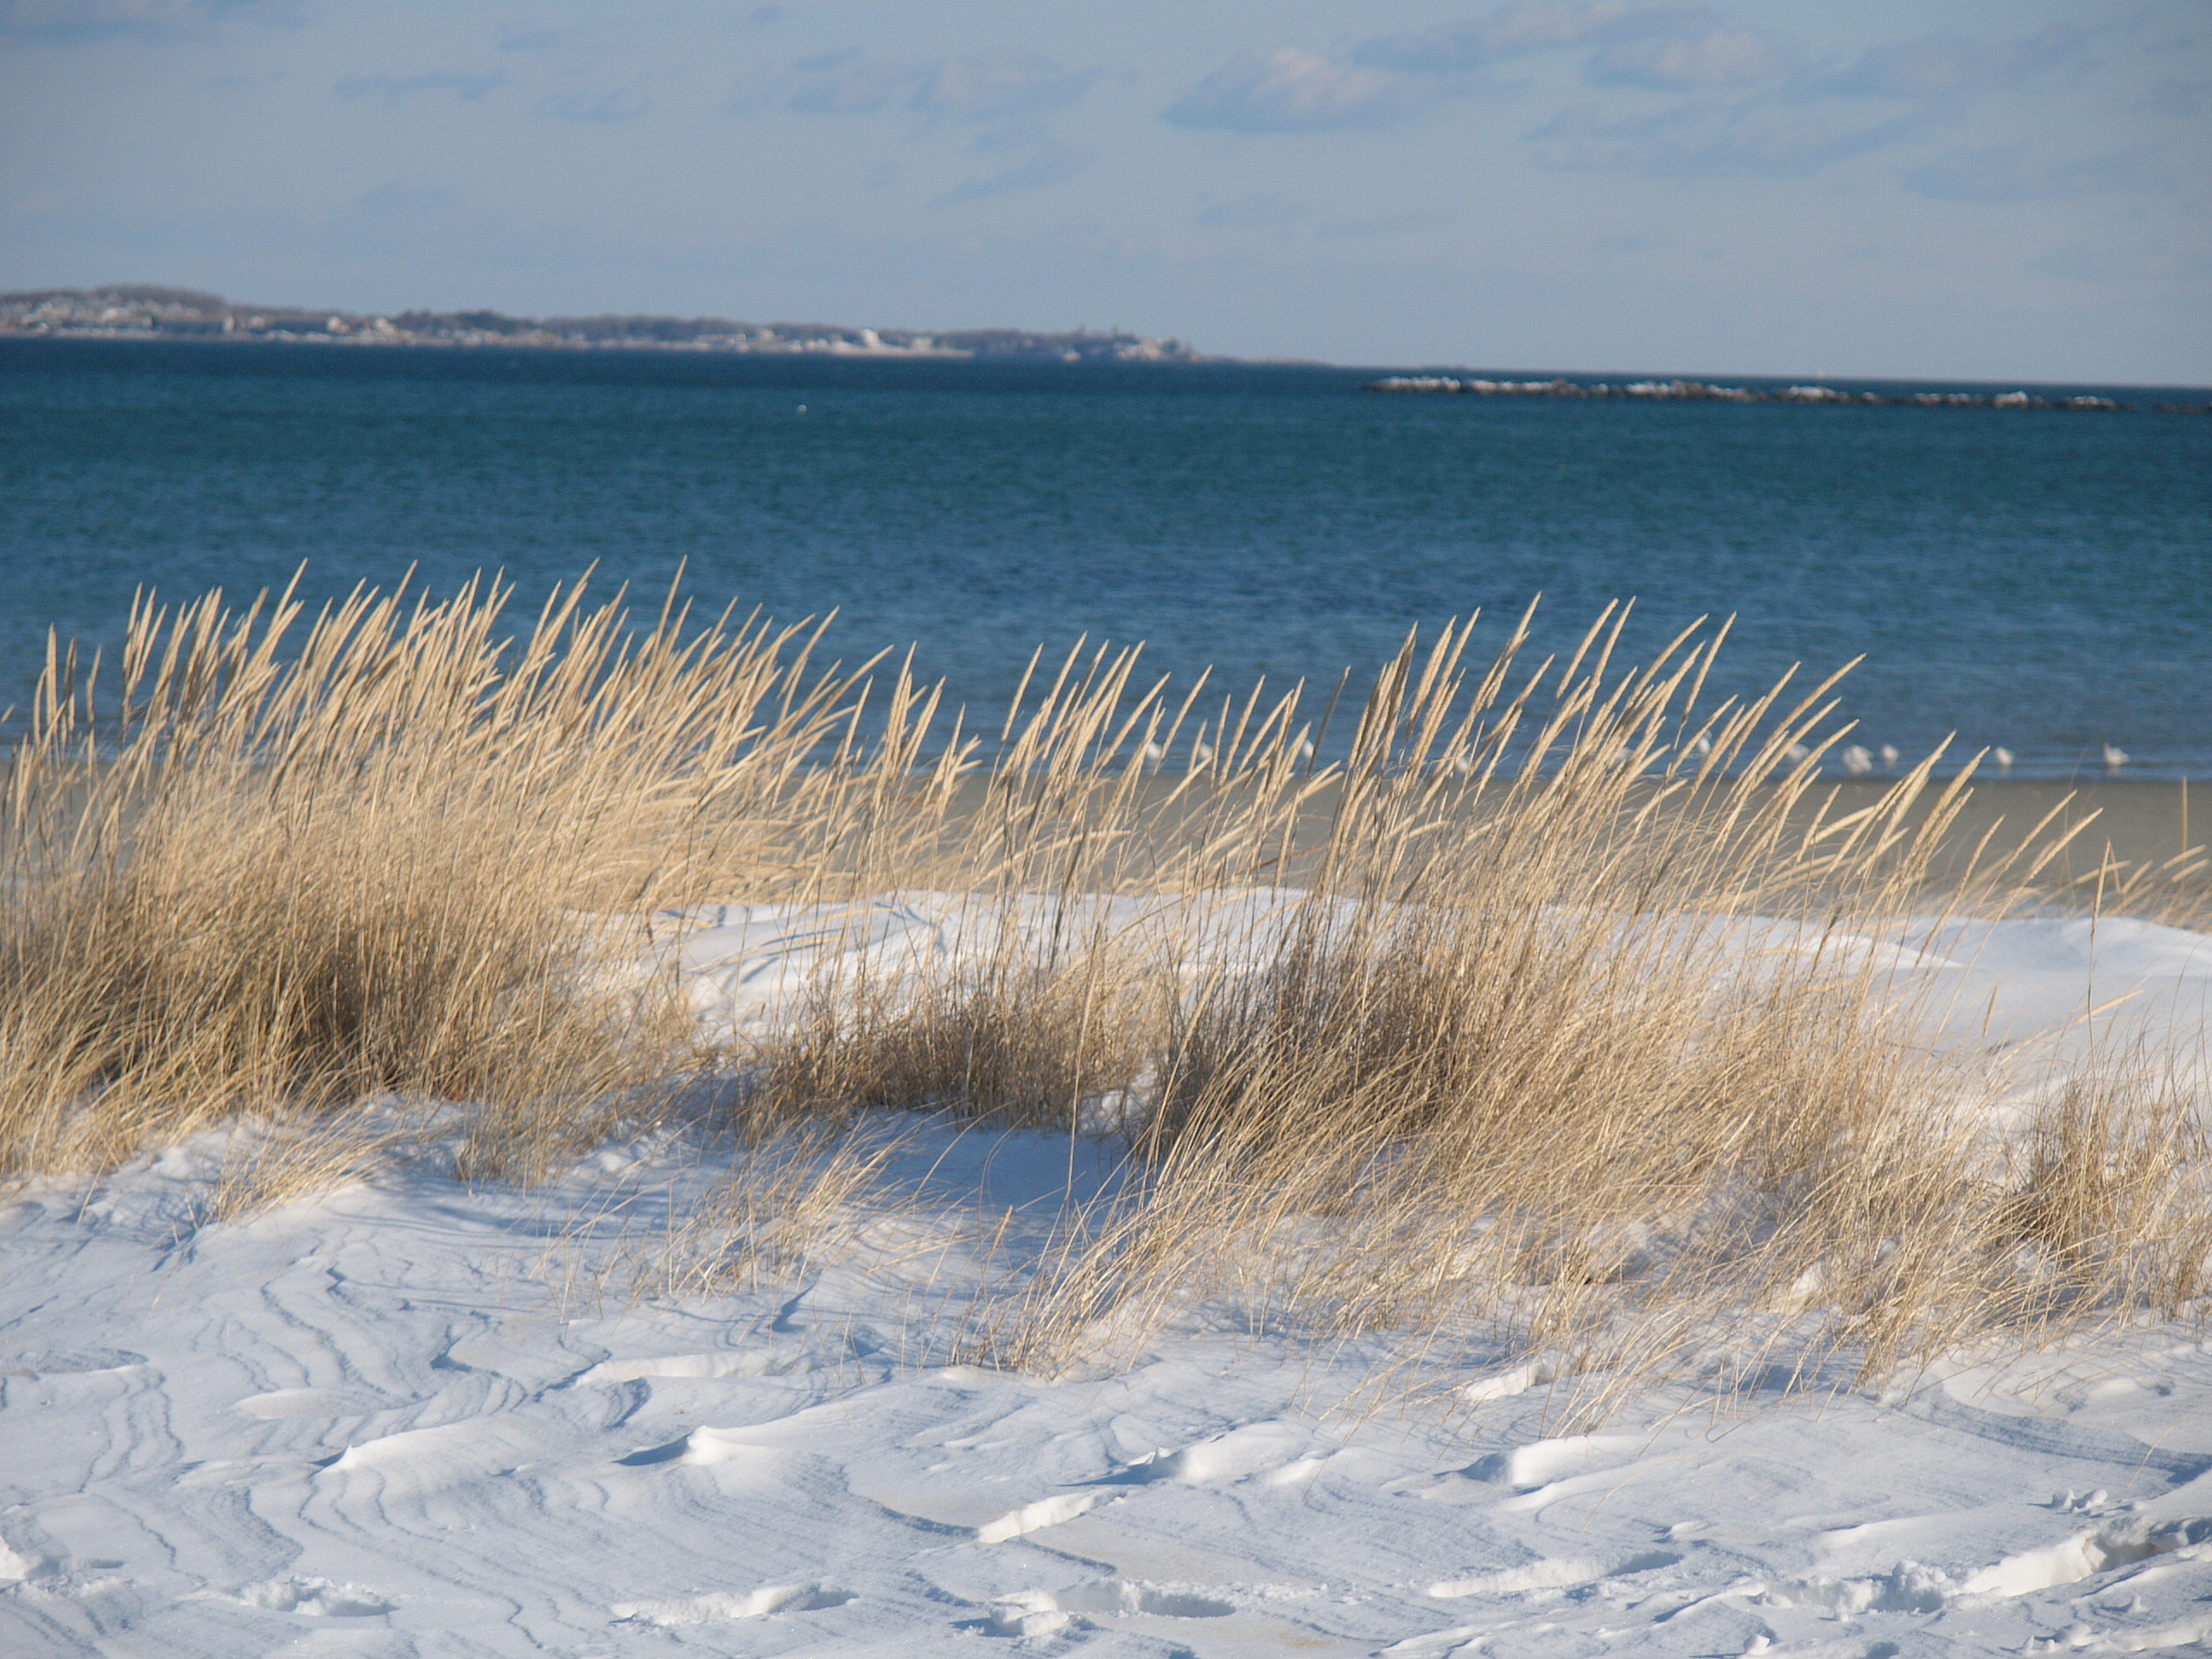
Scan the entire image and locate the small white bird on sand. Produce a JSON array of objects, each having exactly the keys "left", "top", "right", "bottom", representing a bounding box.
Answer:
[
  {"left": 2102, "top": 743, "right": 2129, "bottom": 769},
  {"left": 1840, "top": 744, "right": 1873, "bottom": 775},
  {"left": 1879, "top": 743, "right": 1900, "bottom": 769},
  {"left": 1993, "top": 747, "right": 2015, "bottom": 771}
]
